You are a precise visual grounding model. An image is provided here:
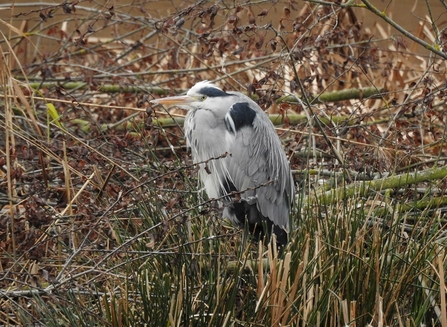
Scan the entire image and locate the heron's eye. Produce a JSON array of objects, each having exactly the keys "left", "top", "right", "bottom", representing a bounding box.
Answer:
[{"left": 200, "top": 95, "right": 207, "bottom": 101}]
